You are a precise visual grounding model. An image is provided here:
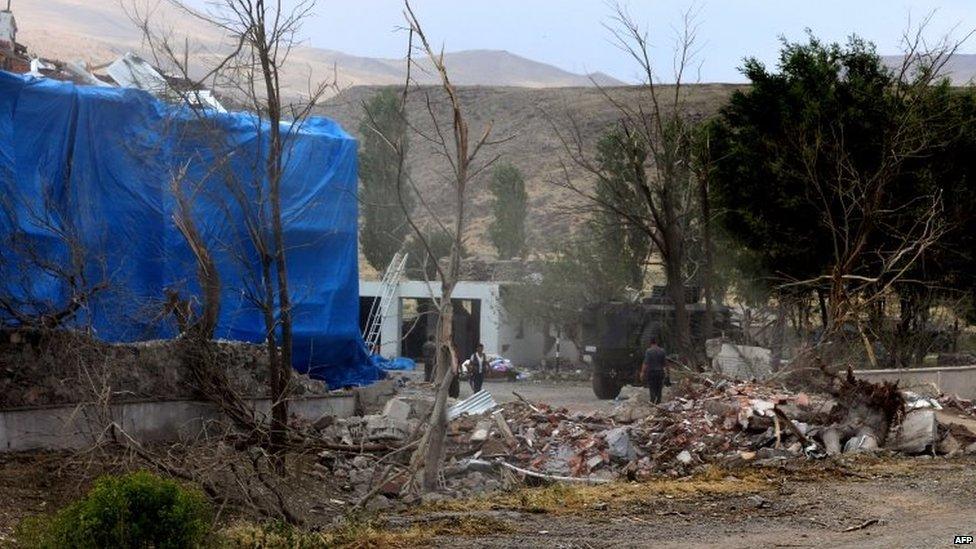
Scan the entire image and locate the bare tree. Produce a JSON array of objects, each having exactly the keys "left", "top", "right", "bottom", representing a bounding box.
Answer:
[
  {"left": 0, "top": 185, "right": 108, "bottom": 331},
  {"left": 132, "top": 0, "right": 336, "bottom": 469},
  {"left": 362, "top": 0, "right": 505, "bottom": 492},
  {"left": 551, "top": 4, "right": 705, "bottom": 360}
]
